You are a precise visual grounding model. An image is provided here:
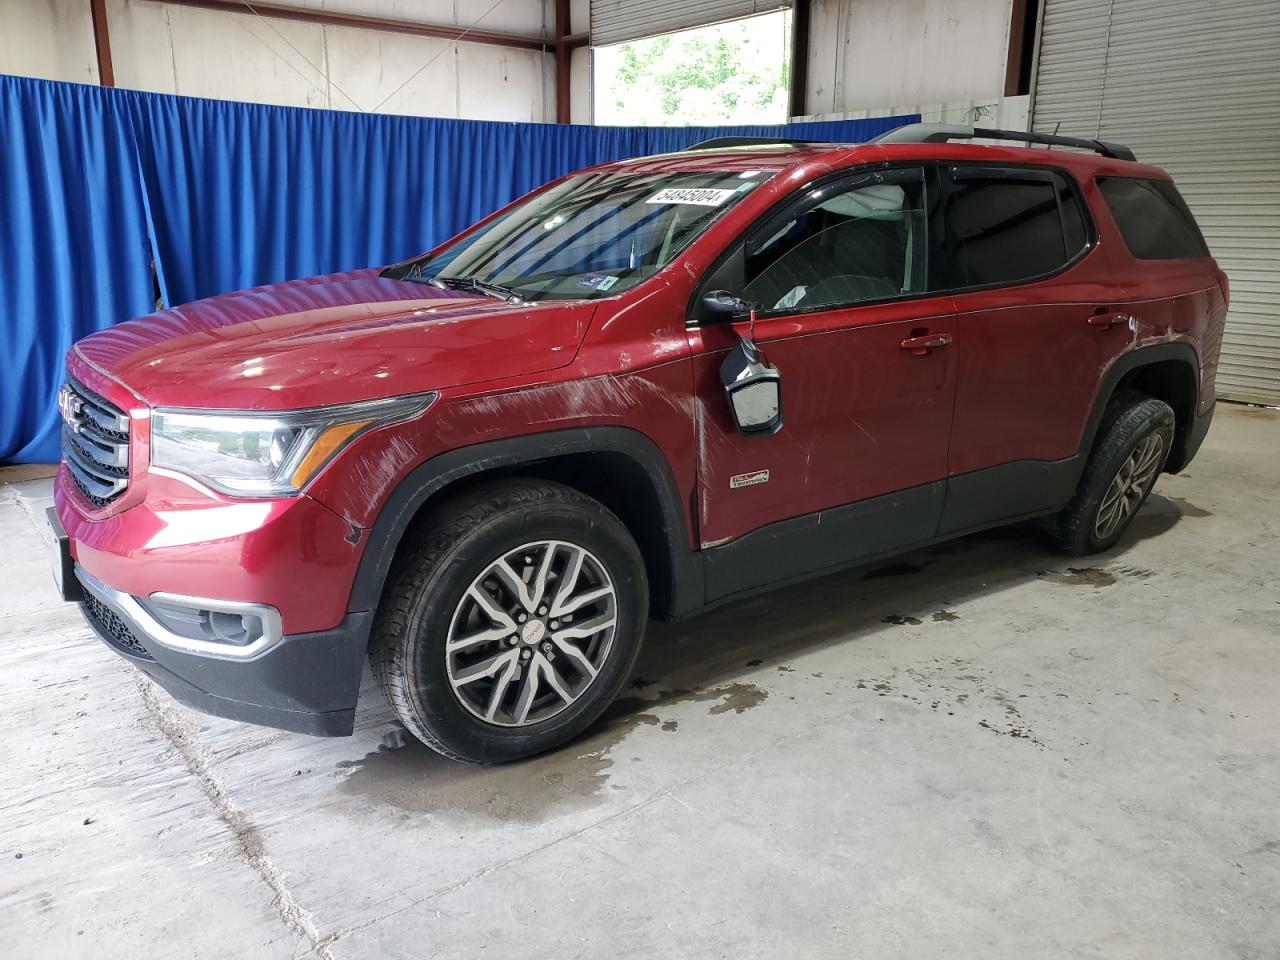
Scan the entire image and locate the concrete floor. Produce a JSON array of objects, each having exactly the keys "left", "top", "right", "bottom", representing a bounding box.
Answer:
[{"left": 2, "top": 403, "right": 1278, "bottom": 960}]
